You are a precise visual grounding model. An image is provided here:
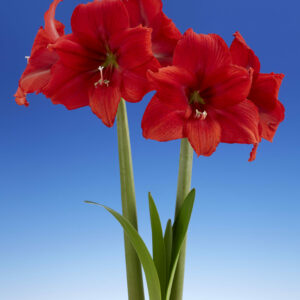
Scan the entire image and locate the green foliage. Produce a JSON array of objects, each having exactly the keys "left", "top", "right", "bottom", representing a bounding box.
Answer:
[
  {"left": 149, "top": 193, "right": 167, "bottom": 298},
  {"left": 164, "top": 219, "right": 173, "bottom": 281},
  {"left": 165, "top": 189, "right": 195, "bottom": 300},
  {"left": 85, "top": 188, "right": 195, "bottom": 300}
]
